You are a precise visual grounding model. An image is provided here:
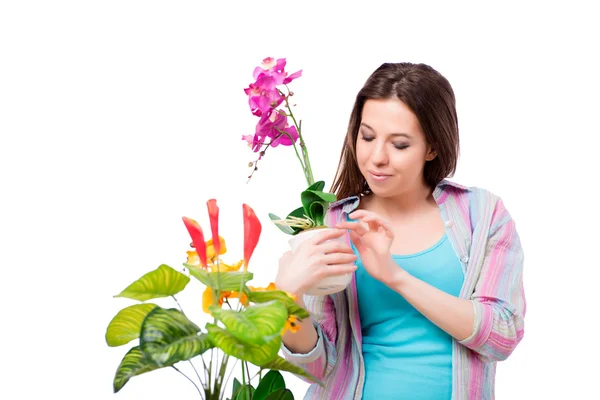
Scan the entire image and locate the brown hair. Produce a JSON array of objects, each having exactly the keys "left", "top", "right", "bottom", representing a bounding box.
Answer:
[{"left": 330, "top": 62, "right": 460, "bottom": 200}]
